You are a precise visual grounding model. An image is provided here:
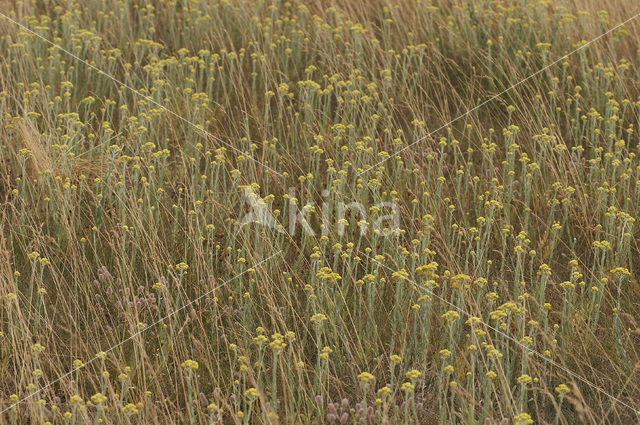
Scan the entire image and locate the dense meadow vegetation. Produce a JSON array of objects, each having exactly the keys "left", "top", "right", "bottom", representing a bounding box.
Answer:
[{"left": 1, "top": 0, "right": 640, "bottom": 423}]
